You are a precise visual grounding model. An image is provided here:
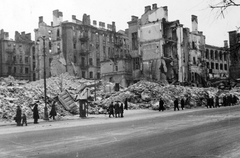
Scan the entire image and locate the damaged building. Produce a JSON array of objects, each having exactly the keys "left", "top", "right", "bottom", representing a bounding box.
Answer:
[
  {"left": 128, "top": 4, "right": 207, "bottom": 86},
  {"left": 35, "top": 10, "right": 131, "bottom": 87},
  {"left": 205, "top": 41, "right": 229, "bottom": 83},
  {"left": 228, "top": 30, "right": 240, "bottom": 80},
  {"left": 0, "top": 29, "right": 35, "bottom": 81}
]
